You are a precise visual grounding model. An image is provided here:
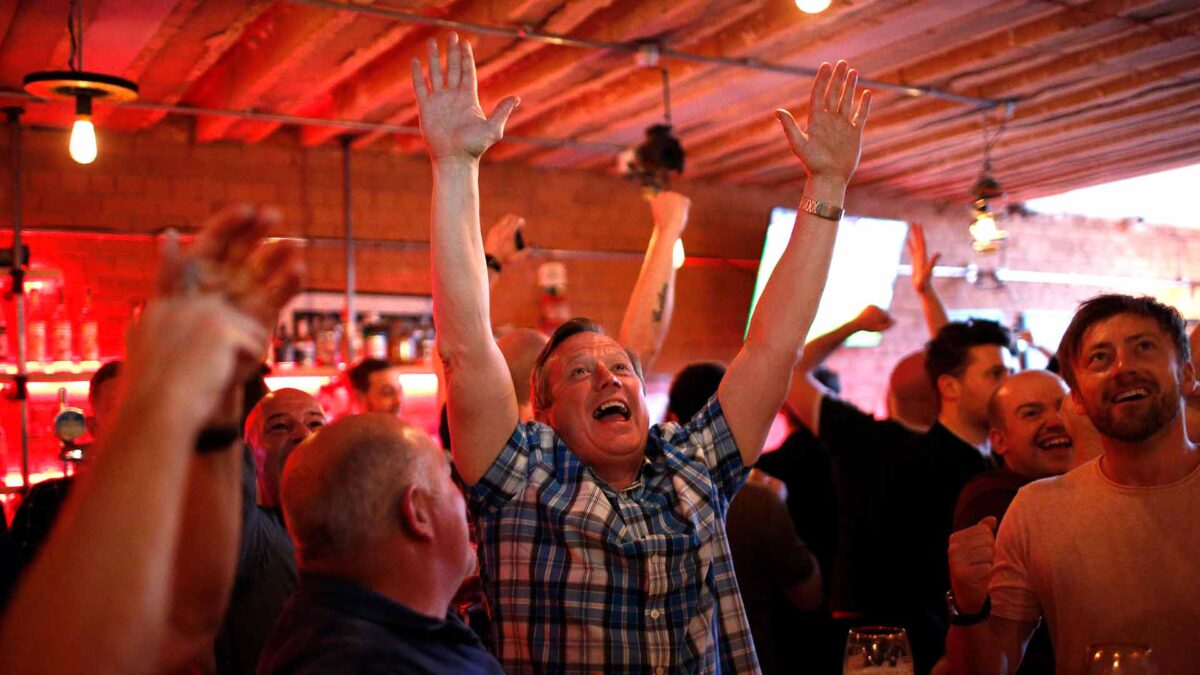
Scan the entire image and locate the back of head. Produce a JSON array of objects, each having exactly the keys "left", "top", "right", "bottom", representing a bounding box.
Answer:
[
  {"left": 281, "top": 413, "right": 433, "bottom": 568},
  {"left": 887, "top": 351, "right": 938, "bottom": 429},
  {"left": 1057, "top": 294, "right": 1189, "bottom": 391},
  {"left": 88, "top": 360, "right": 123, "bottom": 409},
  {"left": 347, "top": 358, "right": 393, "bottom": 395},
  {"left": 496, "top": 328, "right": 549, "bottom": 409},
  {"left": 531, "top": 317, "right": 644, "bottom": 412},
  {"left": 667, "top": 362, "right": 726, "bottom": 423},
  {"left": 925, "top": 319, "right": 1014, "bottom": 392}
]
